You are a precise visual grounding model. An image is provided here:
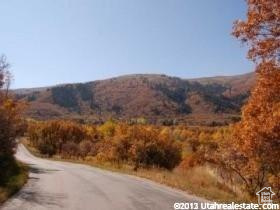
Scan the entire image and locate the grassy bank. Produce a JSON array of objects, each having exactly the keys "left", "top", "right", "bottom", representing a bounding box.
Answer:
[
  {"left": 0, "top": 160, "right": 28, "bottom": 204},
  {"left": 23, "top": 139, "right": 250, "bottom": 203}
]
